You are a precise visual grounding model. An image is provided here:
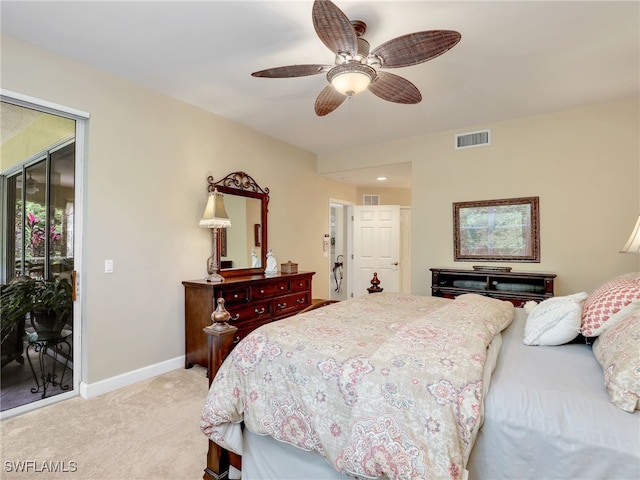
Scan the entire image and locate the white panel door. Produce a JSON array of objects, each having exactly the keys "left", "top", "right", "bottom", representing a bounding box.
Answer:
[{"left": 353, "top": 205, "right": 400, "bottom": 297}]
